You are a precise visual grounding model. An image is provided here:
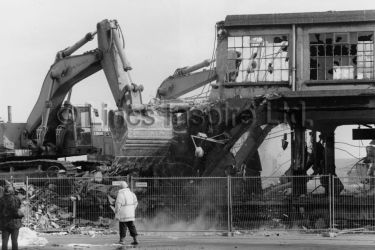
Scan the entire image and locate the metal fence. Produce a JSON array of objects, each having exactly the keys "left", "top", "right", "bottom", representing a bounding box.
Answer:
[
  {"left": 332, "top": 176, "right": 375, "bottom": 231},
  {"left": 2, "top": 174, "right": 375, "bottom": 233}
]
